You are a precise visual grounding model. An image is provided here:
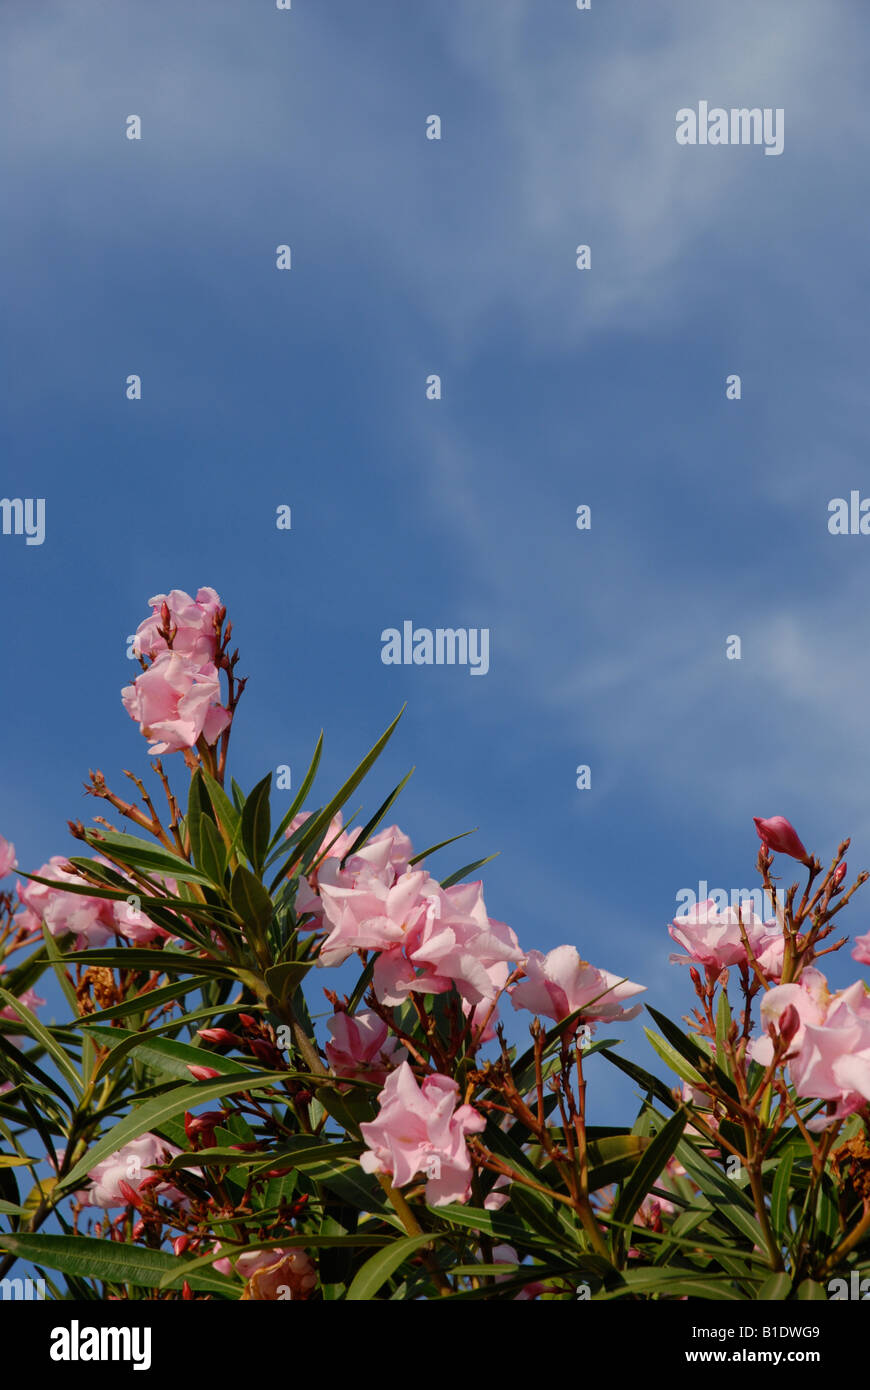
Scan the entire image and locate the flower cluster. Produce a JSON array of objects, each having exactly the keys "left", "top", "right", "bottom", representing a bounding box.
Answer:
[{"left": 121, "top": 588, "right": 232, "bottom": 755}]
